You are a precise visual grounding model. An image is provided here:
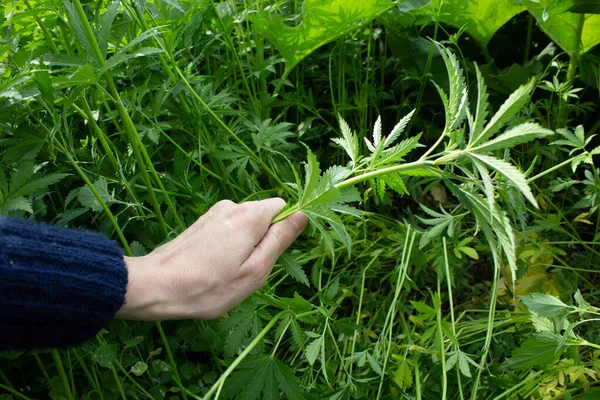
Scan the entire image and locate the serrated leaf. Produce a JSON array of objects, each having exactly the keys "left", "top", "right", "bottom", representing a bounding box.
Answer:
[
  {"left": 99, "top": 0, "right": 120, "bottom": 58},
  {"left": 77, "top": 179, "right": 113, "bottom": 212},
  {"left": 99, "top": 47, "right": 165, "bottom": 74},
  {"left": 434, "top": 42, "right": 469, "bottom": 132},
  {"left": 469, "top": 153, "right": 538, "bottom": 208},
  {"left": 521, "top": 293, "right": 570, "bottom": 318},
  {"left": 305, "top": 337, "right": 323, "bottom": 365},
  {"left": 0, "top": 197, "right": 33, "bottom": 214},
  {"left": 305, "top": 207, "right": 352, "bottom": 256},
  {"left": 504, "top": 332, "right": 562, "bottom": 369},
  {"left": 410, "top": 301, "right": 436, "bottom": 314},
  {"left": 280, "top": 253, "right": 309, "bottom": 286},
  {"left": 373, "top": 134, "right": 422, "bottom": 167},
  {"left": 457, "top": 247, "right": 479, "bottom": 260},
  {"left": 473, "top": 79, "right": 535, "bottom": 145},
  {"left": 574, "top": 289, "right": 591, "bottom": 311},
  {"left": 472, "top": 123, "right": 554, "bottom": 152},
  {"left": 384, "top": 110, "right": 416, "bottom": 148},
  {"left": 394, "top": 359, "right": 413, "bottom": 389},
  {"left": 334, "top": 115, "right": 359, "bottom": 163},
  {"left": 468, "top": 64, "right": 490, "bottom": 142},
  {"left": 10, "top": 173, "right": 69, "bottom": 198},
  {"left": 458, "top": 351, "right": 473, "bottom": 377},
  {"left": 373, "top": 116, "right": 382, "bottom": 146}
]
